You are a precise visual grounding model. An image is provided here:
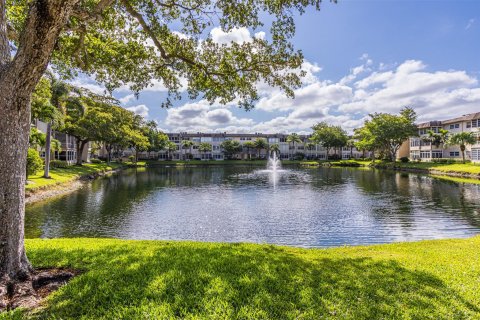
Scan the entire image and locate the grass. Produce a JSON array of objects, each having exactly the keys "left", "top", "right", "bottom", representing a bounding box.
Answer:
[
  {"left": 2, "top": 237, "right": 479, "bottom": 319},
  {"left": 397, "top": 161, "right": 480, "bottom": 175},
  {"left": 25, "top": 162, "right": 125, "bottom": 192}
]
